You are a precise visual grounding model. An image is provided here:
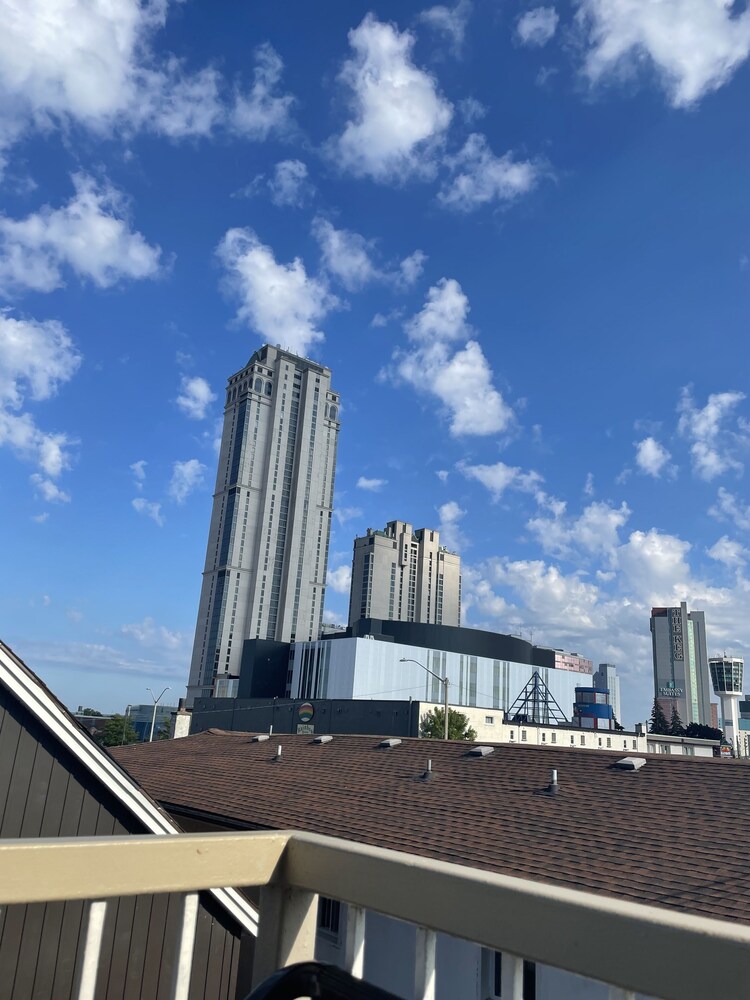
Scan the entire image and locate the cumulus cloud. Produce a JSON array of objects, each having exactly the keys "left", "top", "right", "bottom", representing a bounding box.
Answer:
[
  {"left": 217, "top": 228, "right": 339, "bottom": 357},
  {"left": 388, "top": 279, "right": 514, "bottom": 436},
  {"left": 576, "top": 0, "right": 750, "bottom": 107},
  {"left": 331, "top": 13, "right": 453, "bottom": 181},
  {"left": 398, "top": 249, "right": 427, "bottom": 288},
  {"left": 527, "top": 499, "right": 632, "bottom": 560},
  {"left": 0, "top": 4, "right": 296, "bottom": 161},
  {"left": 122, "top": 616, "right": 184, "bottom": 650},
  {"left": 130, "top": 459, "right": 147, "bottom": 490},
  {"left": 0, "top": 173, "right": 162, "bottom": 296},
  {"left": 313, "top": 217, "right": 381, "bottom": 291},
  {"left": 458, "top": 460, "right": 544, "bottom": 502},
  {"left": 439, "top": 134, "right": 543, "bottom": 212},
  {"left": 132, "top": 497, "right": 164, "bottom": 526},
  {"left": 334, "top": 505, "right": 363, "bottom": 525},
  {"left": 418, "top": 0, "right": 472, "bottom": 56},
  {"left": 516, "top": 7, "right": 560, "bottom": 47},
  {"left": 168, "top": 458, "right": 206, "bottom": 504},
  {"left": 707, "top": 535, "right": 748, "bottom": 569},
  {"left": 356, "top": 476, "right": 387, "bottom": 491},
  {"left": 230, "top": 43, "right": 296, "bottom": 139},
  {"left": 0, "top": 312, "right": 80, "bottom": 480},
  {"left": 176, "top": 375, "right": 216, "bottom": 420},
  {"left": 634, "top": 436, "right": 673, "bottom": 478},
  {"left": 677, "top": 387, "right": 746, "bottom": 480},
  {"left": 709, "top": 487, "right": 750, "bottom": 533},
  {"left": 268, "top": 160, "right": 311, "bottom": 207},
  {"left": 30, "top": 473, "right": 70, "bottom": 503},
  {"left": 437, "top": 499, "right": 467, "bottom": 551},
  {"left": 326, "top": 565, "right": 352, "bottom": 594}
]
